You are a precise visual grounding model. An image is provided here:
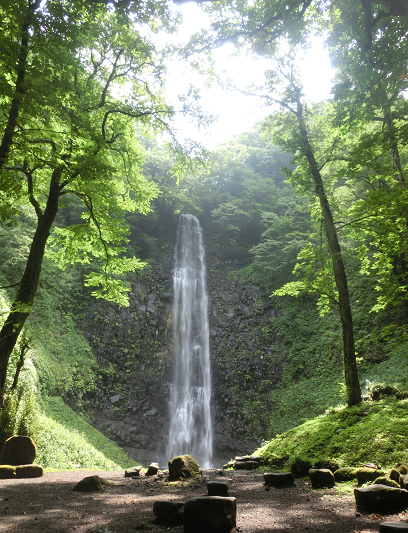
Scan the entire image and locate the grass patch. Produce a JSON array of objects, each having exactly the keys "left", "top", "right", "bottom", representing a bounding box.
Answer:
[
  {"left": 36, "top": 396, "right": 138, "bottom": 470},
  {"left": 257, "top": 396, "right": 408, "bottom": 469}
]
